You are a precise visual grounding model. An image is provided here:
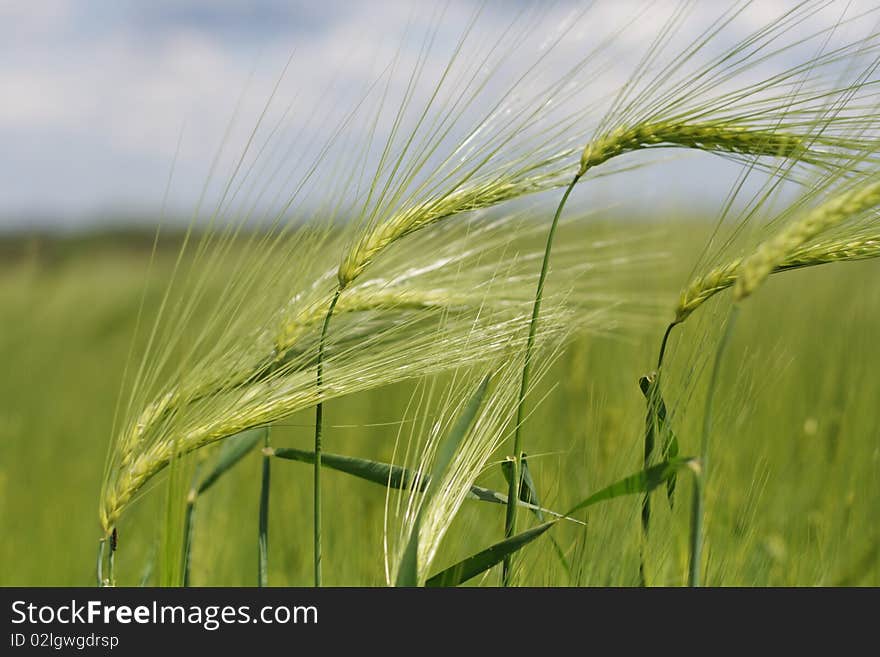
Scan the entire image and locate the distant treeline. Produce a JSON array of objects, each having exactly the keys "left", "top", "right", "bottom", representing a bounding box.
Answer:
[{"left": 0, "top": 228, "right": 194, "bottom": 268}]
